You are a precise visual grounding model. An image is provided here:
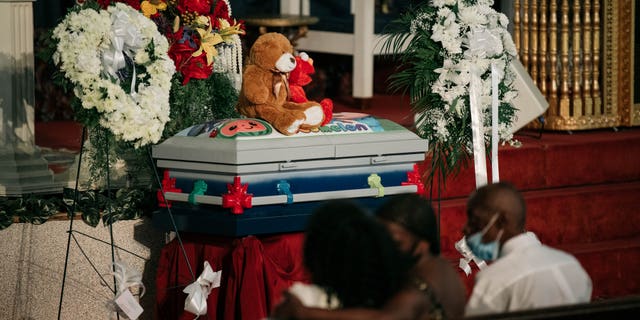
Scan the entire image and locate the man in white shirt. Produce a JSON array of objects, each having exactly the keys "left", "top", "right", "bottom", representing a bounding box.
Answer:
[{"left": 462, "top": 182, "right": 592, "bottom": 316}]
